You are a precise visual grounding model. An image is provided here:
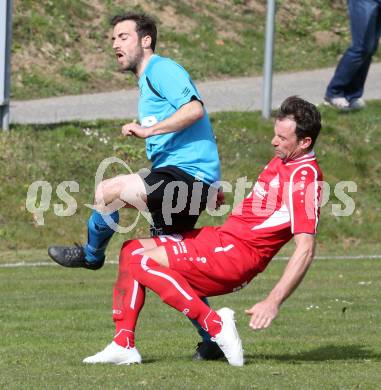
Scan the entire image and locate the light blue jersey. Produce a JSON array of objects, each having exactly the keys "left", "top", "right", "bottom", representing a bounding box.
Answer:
[{"left": 138, "top": 55, "right": 220, "bottom": 185}]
